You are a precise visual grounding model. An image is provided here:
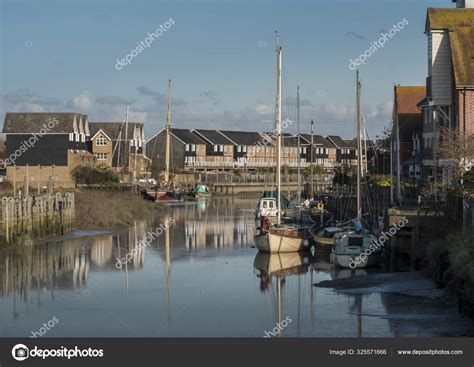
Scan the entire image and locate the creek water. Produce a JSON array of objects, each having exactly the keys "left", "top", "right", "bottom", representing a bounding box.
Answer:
[{"left": 0, "top": 197, "right": 473, "bottom": 337}]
